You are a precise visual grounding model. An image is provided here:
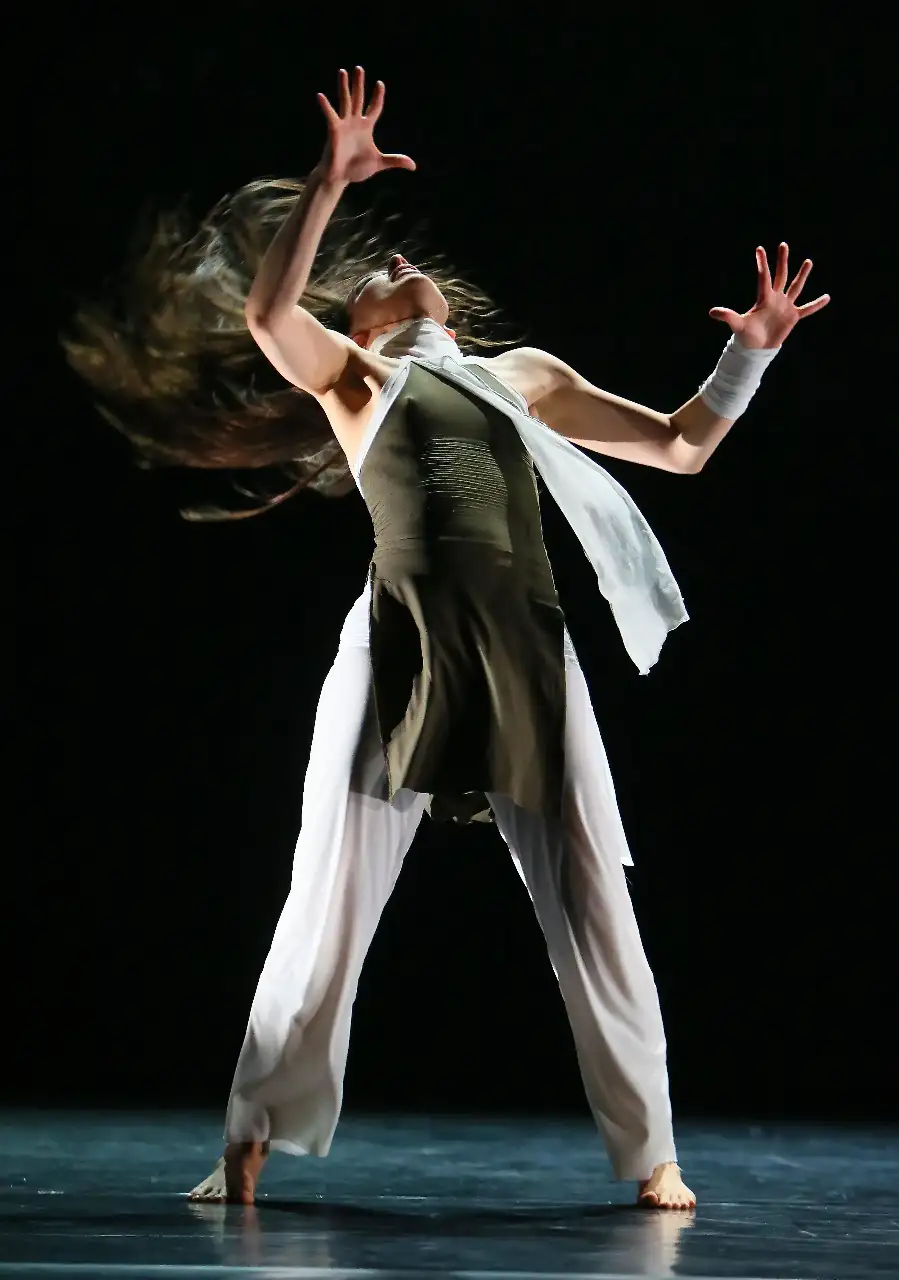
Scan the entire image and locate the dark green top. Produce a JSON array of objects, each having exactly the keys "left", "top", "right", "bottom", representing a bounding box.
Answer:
[{"left": 359, "top": 361, "right": 566, "bottom": 823}]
